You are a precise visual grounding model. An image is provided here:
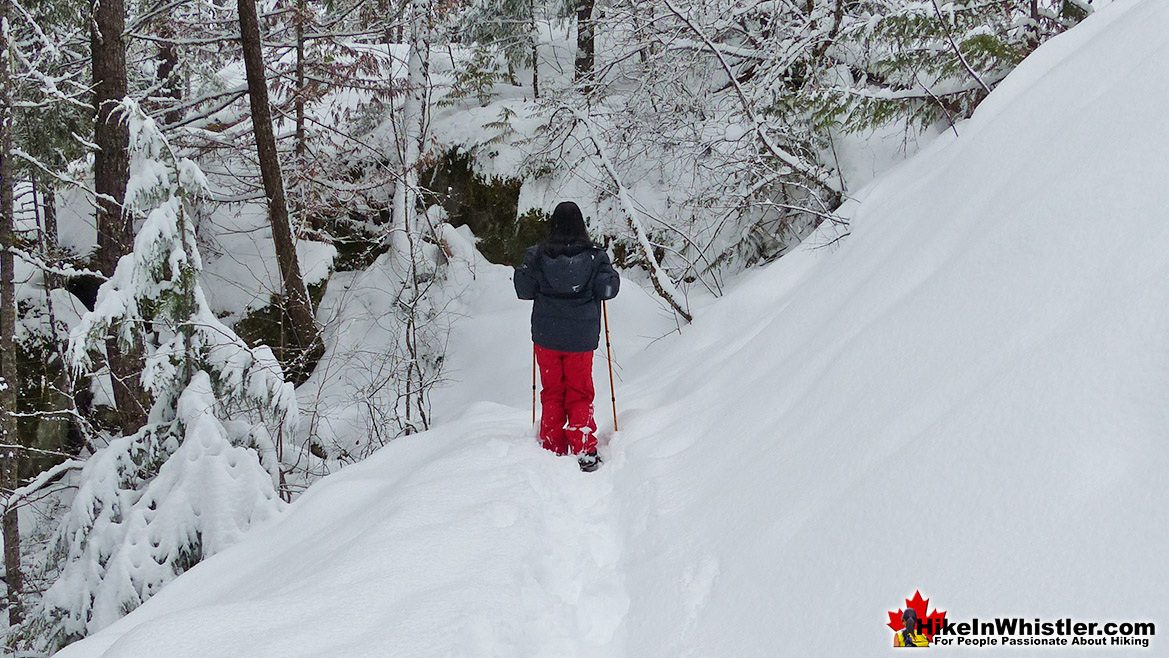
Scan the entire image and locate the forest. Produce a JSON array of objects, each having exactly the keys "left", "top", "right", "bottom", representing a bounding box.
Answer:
[{"left": 0, "top": 0, "right": 1094, "bottom": 652}]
